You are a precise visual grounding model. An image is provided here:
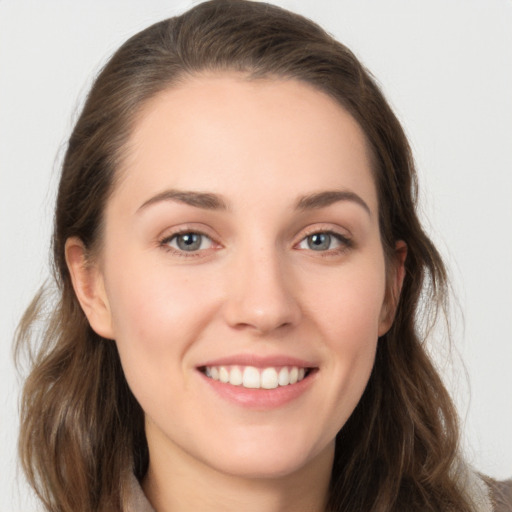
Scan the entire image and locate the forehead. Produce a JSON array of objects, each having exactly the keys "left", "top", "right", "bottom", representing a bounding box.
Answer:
[{"left": 113, "top": 73, "right": 377, "bottom": 213}]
